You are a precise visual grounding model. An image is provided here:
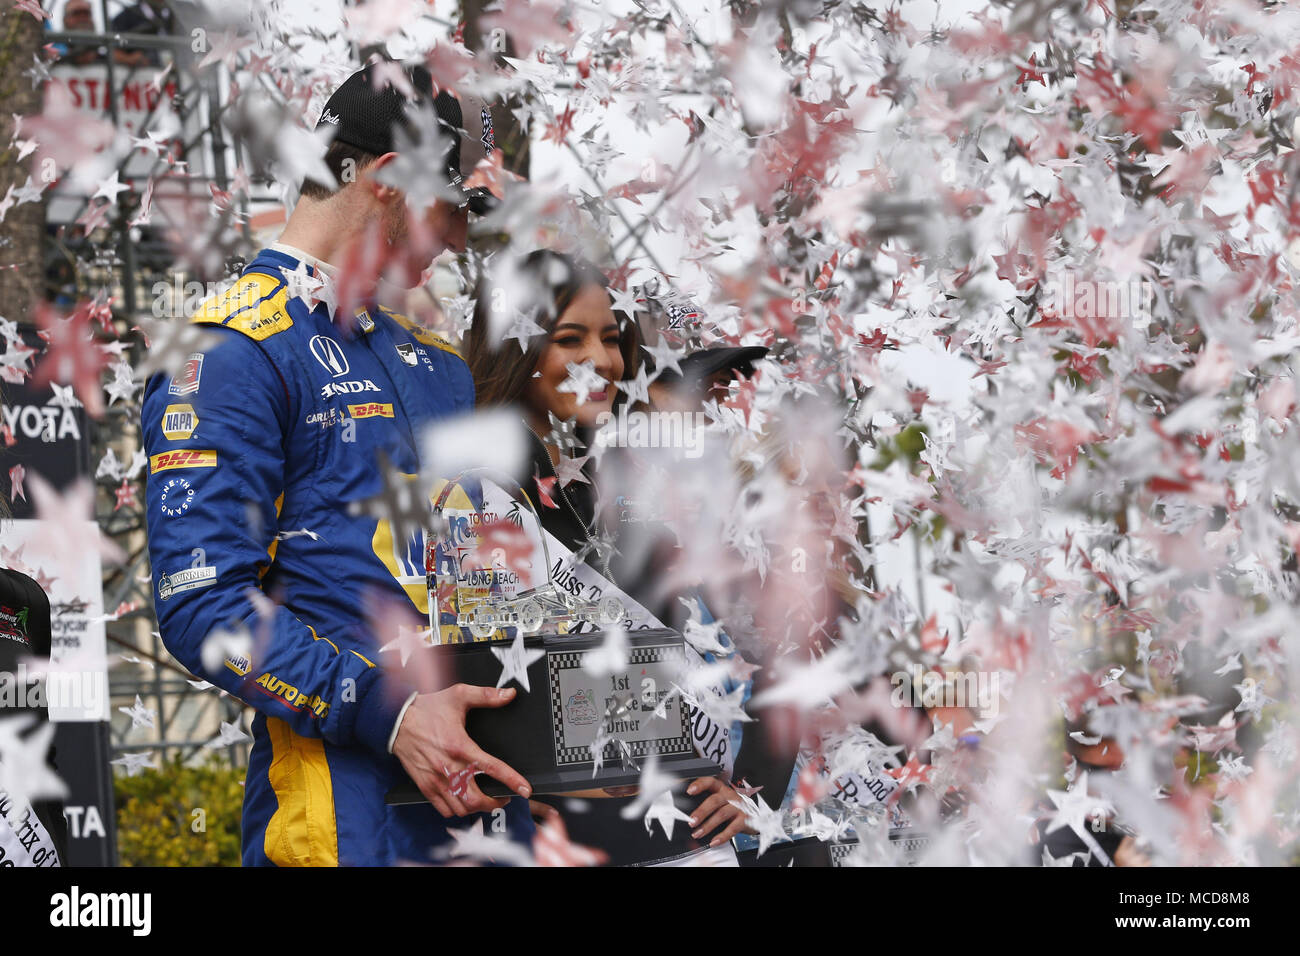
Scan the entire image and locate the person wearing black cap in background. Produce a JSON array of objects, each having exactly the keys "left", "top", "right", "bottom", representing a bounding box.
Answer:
[
  {"left": 140, "top": 62, "right": 525, "bottom": 866},
  {"left": 109, "top": 0, "right": 178, "bottom": 67},
  {"left": 0, "top": 500, "right": 68, "bottom": 866},
  {"left": 646, "top": 345, "right": 770, "bottom": 414},
  {"left": 56, "top": 0, "right": 105, "bottom": 66},
  {"left": 1031, "top": 711, "right": 1151, "bottom": 866}
]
